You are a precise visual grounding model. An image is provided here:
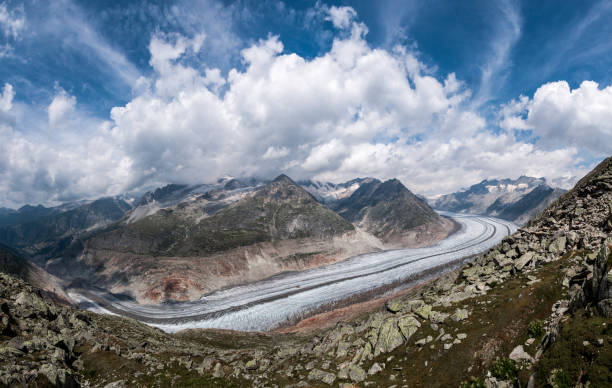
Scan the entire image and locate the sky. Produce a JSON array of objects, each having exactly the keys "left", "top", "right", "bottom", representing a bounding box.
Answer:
[{"left": 0, "top": 0, "right": 611, "bottom": 207}]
